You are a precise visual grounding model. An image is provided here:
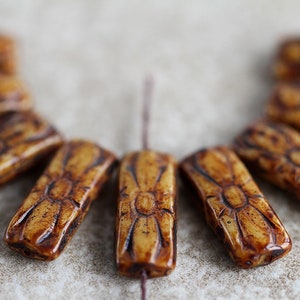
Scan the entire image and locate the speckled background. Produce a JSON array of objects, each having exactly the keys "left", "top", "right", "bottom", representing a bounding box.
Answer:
[{"left": 0, "top": 1, "right": 300, "bottom": 299}]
